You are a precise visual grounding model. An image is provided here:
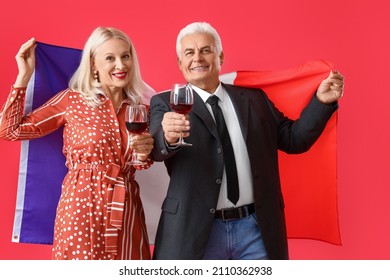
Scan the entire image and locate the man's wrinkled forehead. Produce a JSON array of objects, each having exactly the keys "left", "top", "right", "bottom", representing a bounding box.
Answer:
[{"left": 180, "top": 33, "right": 216, "bottom": 51}]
